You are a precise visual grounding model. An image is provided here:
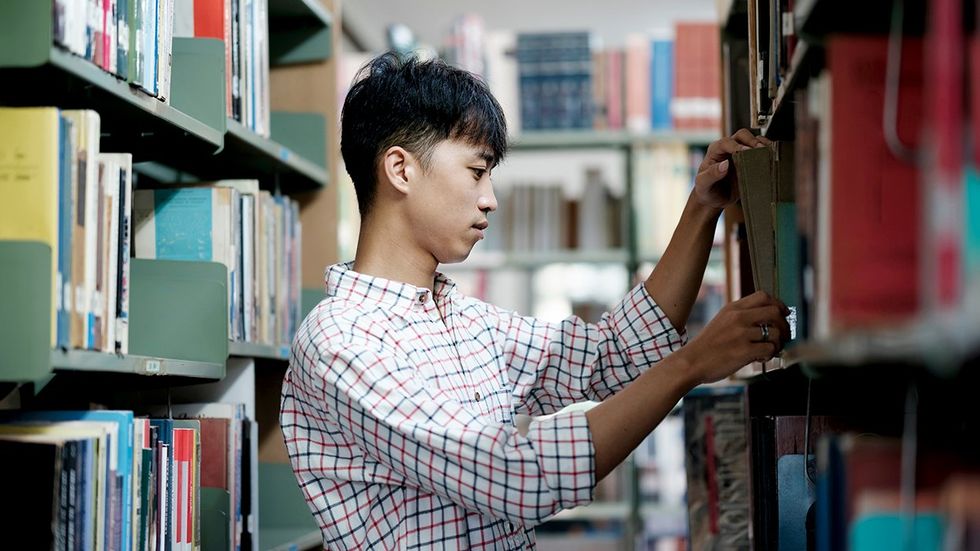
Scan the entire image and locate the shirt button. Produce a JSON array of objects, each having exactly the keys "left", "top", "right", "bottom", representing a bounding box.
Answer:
[
  {"left": 417, "top": 292, "right": 427, "bottom": 303},
  {"left": 474, "top": 391, "right": 481, "bottom": 401}
]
